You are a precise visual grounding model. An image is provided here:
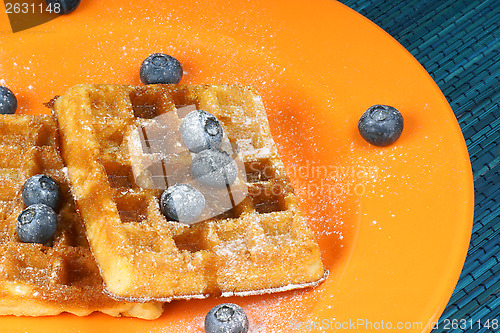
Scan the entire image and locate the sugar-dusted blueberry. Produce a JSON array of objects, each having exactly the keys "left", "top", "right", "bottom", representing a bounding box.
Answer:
[
  {"left": 140, "top": 53, "right": 183, "bottom": 85},
  {"left": 17, "top": 204, "right": 58, "bottom": 244},
  {"left": 45, "top": 0, "right": 81, "bottom": 14},
  {"left": 180, "top": 110, "right": 224, "bottom": 153},
  {"left": 0, "top": 86, "right": 17, "bottom": 115},
  {"left": 160, "top": 183, "right": 205, "bottom": 224},
  {"left": 191, "top": 149, "right": 238, "bottom": 188},
  {"left": 205, "top": 303, "right": 249, "bottom": 333},
  {"left": 22, "top": 174, "right": 61, "bottom": 211},
  {"left": 358, "top": 104, "right": 404, "bottom": 146}
]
